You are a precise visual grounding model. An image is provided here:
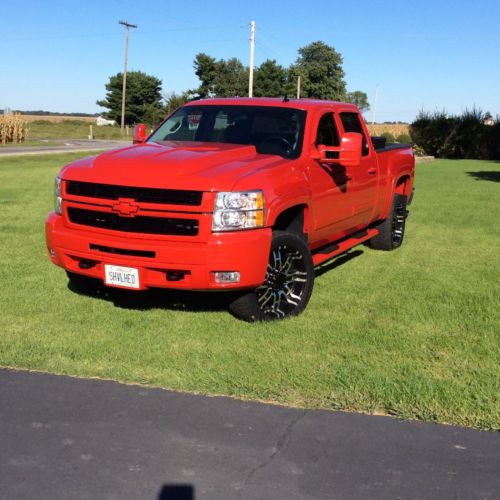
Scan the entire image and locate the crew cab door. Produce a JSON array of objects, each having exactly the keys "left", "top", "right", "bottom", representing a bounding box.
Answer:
[
  {"left": 338, "top": 112, "right": 379, "bottom": 226},
  {"left": 307, "top": 111, "right": 358, "bottom": 243}
]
